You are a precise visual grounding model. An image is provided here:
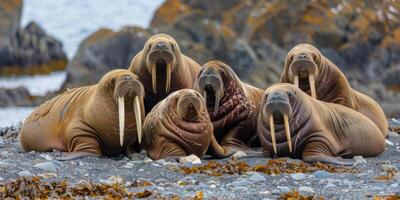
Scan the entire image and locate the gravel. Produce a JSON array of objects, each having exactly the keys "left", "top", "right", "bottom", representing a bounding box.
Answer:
[{"left": 0, "top": 122, "right": 399, "bottom": 199}]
